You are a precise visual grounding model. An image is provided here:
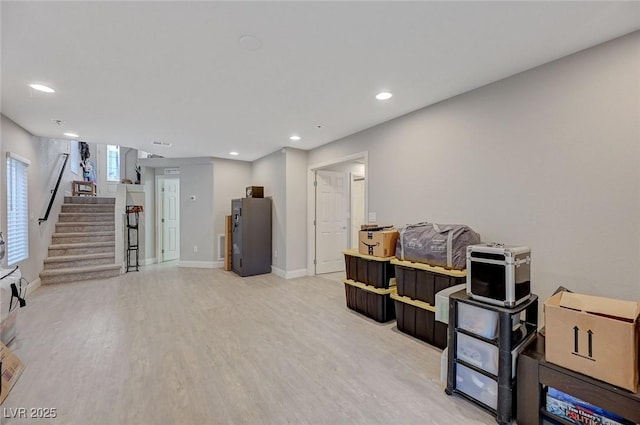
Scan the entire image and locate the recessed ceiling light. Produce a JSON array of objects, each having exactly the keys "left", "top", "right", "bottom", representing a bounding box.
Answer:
[
  {"left": 289, "top": 135, "right": 301, "bottom": 141},
  {"left": 64, "top": 132, "right": 79, "bottom": 138},
  {"left": 238, "top": 34, "right": 262, "bottom": 51},
  {"left": 29, "top": 83, "right": 55, "bottom": 93},
  {"left": 375, "top": 91, "right": 393, "bottom": 100},
  {"left": 229, "top": 151, "right": 239, "bottom": 156}
]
